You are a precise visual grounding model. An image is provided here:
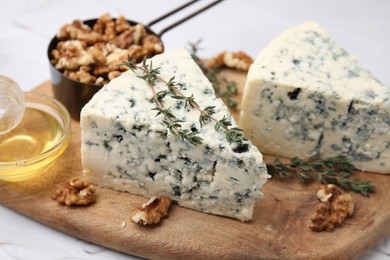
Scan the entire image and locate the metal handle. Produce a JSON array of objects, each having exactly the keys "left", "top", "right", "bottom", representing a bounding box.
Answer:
[
  {"left": 147, "top": 0, "right": 199, "bottom": 27},
  {"left": 147, "top": 0, "right": 224, "bottom": 38}
]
